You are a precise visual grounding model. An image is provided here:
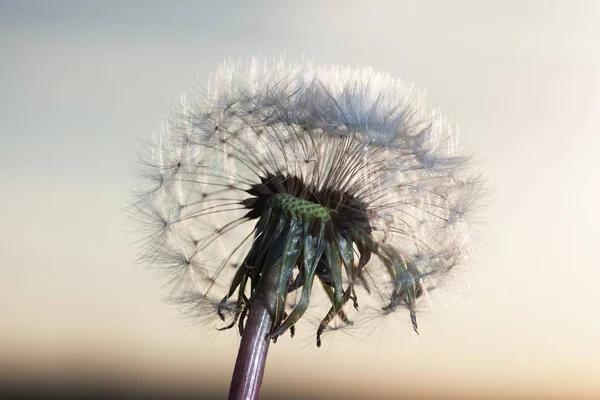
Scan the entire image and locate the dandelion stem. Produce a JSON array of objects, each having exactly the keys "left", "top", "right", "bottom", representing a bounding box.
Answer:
[{"left": 228, "top": 289, "right": 274, "bottom": 399}]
